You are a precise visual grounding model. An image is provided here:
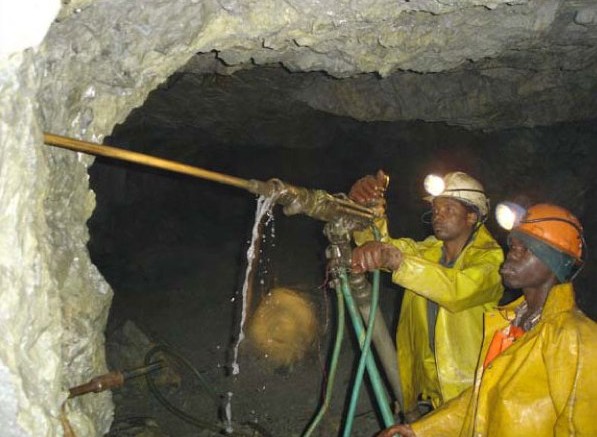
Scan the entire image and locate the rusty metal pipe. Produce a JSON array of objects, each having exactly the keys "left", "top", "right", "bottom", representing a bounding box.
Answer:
[
  {"left": 68, "top": 371, "right": 125, "bottom": 398},
  {"left": 68, "top": 362, "right": 164, "bottom": 398}
]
